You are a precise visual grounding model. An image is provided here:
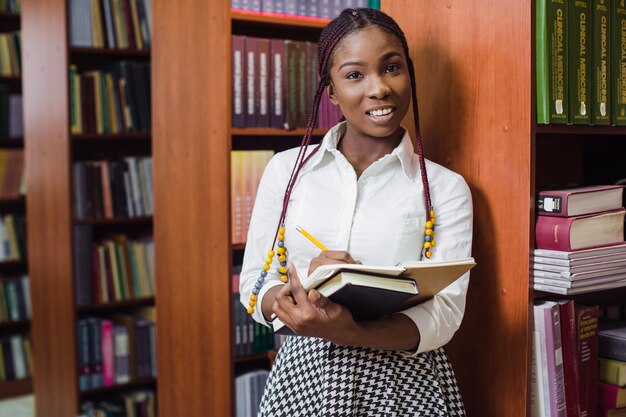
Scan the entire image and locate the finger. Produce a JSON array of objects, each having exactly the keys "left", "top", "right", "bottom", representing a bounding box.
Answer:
[
  {"left": 308, "top": 289, "right": 327, "bottom": 308},
  {"left": 318, "top": 250, "right": 357, "bottom": 264},
  {"left": 287, "top": 263, "right": 310, "bottom": 305}
]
